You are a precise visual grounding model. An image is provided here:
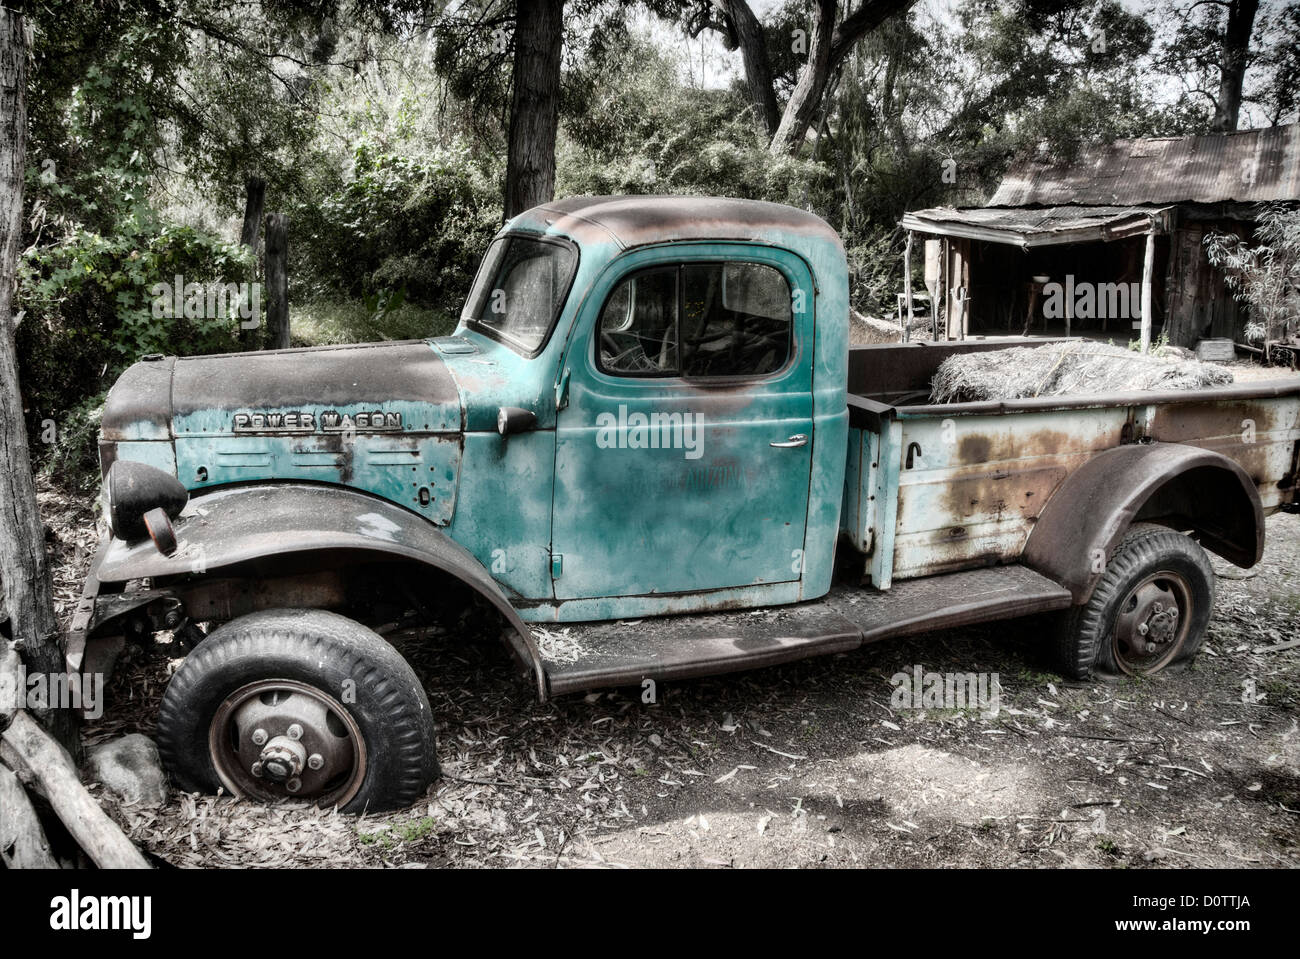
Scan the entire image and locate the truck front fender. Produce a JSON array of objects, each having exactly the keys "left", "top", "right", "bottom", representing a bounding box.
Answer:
[
  {"left": 96, "top": 483, "right": 546, "bottom": 699},
  {"left": 1023, "top": 443, "right": 1264, "bottom": 604}
]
